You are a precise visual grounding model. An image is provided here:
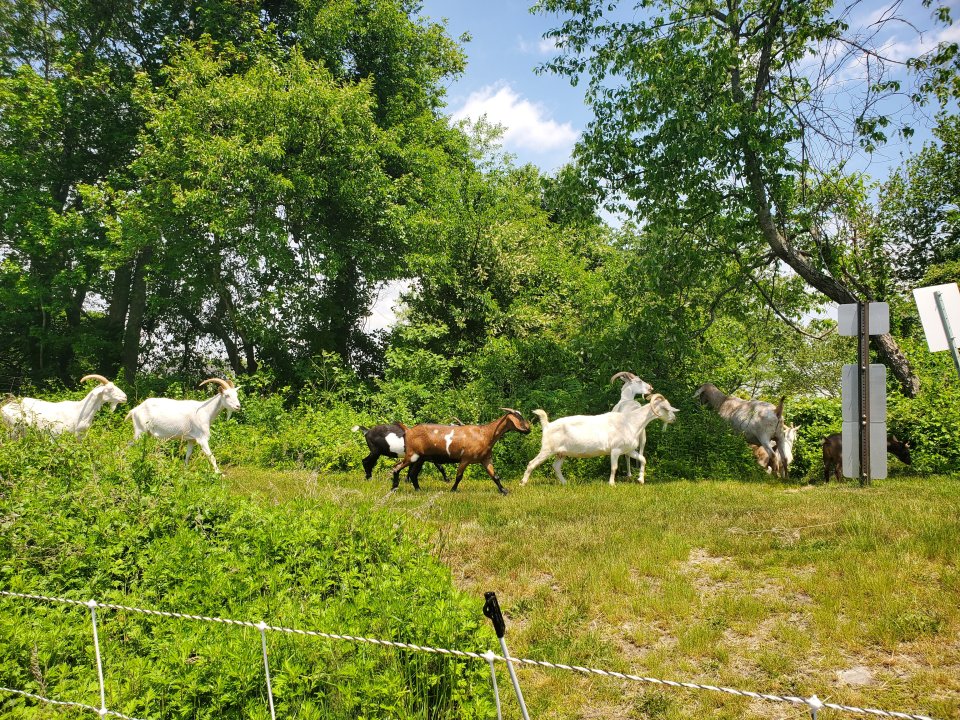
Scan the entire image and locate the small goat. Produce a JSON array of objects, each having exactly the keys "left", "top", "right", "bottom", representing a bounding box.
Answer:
[
  {"left": 1, "top": 375, "right": 127, "bottom": 437},
  {"left": 391, "top": 409, "right": 531, "bottom": 494},
  {"left": 127, "top": 378, "right": 241, "bottom": 473},
  {"left": 521, "top": 393, "right": 679, "bottom": 486},
  {"left": 610, "top": 371, "right": 654, "bottom": 479},
  {"left": 821, "top": 433, "right": 912, "bottom": 483},
  {"left": 750, "top": 424, "right": 799, "bottom": 475},
  {"left": 352, "top": 423, "right": 452, "bottom": 484},
  {"left": 694, "top": 383, "right": 787, "bottom": 478}
]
